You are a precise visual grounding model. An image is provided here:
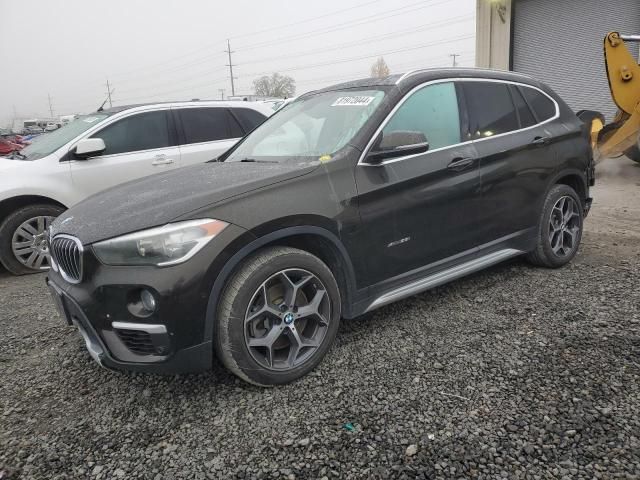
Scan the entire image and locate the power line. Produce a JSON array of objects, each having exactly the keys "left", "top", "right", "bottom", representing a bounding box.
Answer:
[
  {"left": 240, "top": 34, "right": 474, "bottom": 78},
  {"left": 238, "top": 14, "right": 474, "bottom": 67},
  {"left": 236, "top": 0, "right": 448, "bottom": 52}
]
